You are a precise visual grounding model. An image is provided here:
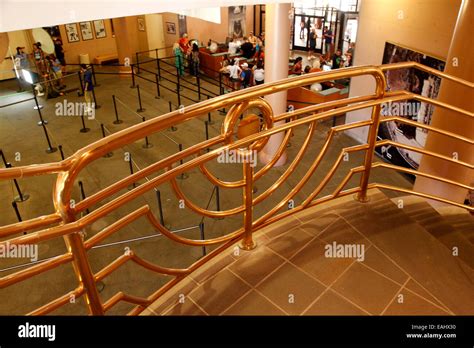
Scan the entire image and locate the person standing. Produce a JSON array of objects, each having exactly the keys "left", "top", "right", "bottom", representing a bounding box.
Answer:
[
  {"left": 81, "top": 64, "right": 94, "bottom": 114},
  {"left": 54, "top": 38, "right": 66, "bottom": 68},
  {"left": 191, "top": 43, "right": 200, "bottom": 77},
  {"left": 33, "top": 42, "right": 46, "bottom": 76},
  {"left": 14, "top": 47, "right": 29, "bottom": 91},
  {"left": 248, "top": 31, "right": 258, "bottom": 47},
  {"left": 253, "top": 61, "right": 265, "bottom": 85},
  {"left": 228, "top": 60, "right": 242, "bottom": 90},
  {"left": 308, "top": 28, "right": 317, "bottom": 58},
  {"left": 323, "top": 26, "right": 333, "bottom": 55},
  {"left": 240, "top": 37, "right": 255, "bottom": 59},
  {"left": 173, "top": 42, "right": 184, "bottom": 76},
  {"left": 228, "top": 38, "right": 240, "bottom": 55},
  {"left": 240, "top": 62, "right": 251, "bottom": 88}
]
